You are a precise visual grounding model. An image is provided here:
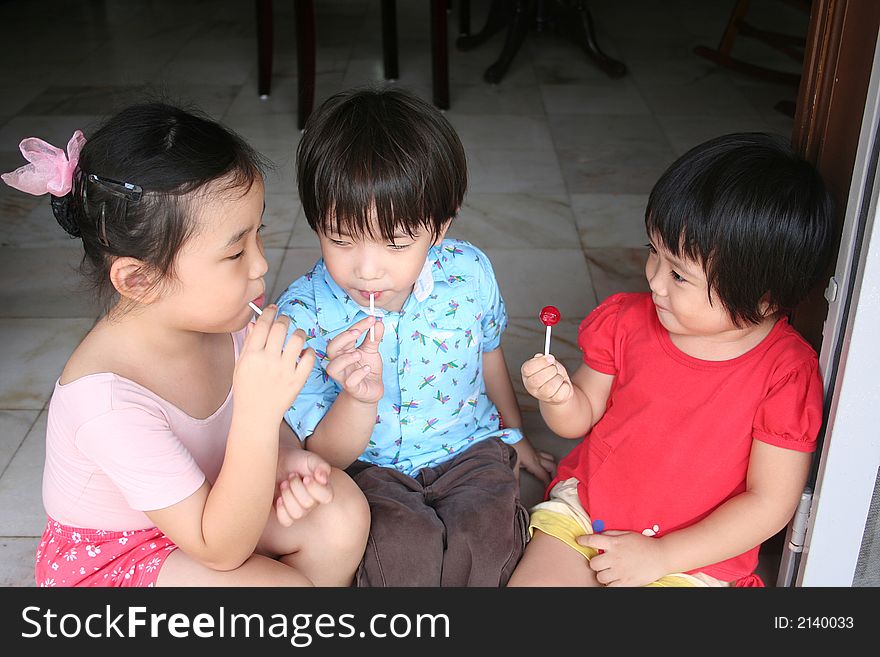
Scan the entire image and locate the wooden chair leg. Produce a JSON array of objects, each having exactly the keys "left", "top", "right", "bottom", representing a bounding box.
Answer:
[
  {"left": 431, "top": 0, "right": 450, "bottom": 109},
  {"left": 256, "top": 0, "right": 273, "bottom": 98},
  {"left": 294, "top": 0, "right": 316, "bottom": 130},
  {"left": 692, "top": 0, "right": 803, "bottom": 86},
  {"left": 382, "top": 0, "right": 399, "bottom": 80}
]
